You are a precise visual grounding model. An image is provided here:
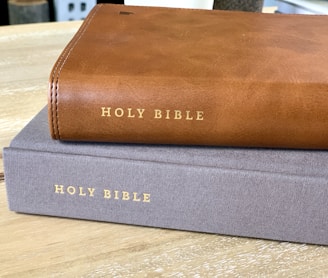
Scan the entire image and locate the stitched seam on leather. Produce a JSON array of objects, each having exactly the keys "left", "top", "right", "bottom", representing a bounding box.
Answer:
[
  {"left": 50, "top": 46, "right": 68, "bottom": 139},
  {"left": 50, "top": 33, "right": 75, "bottom": 139},
  {"left": 53, "top": 4, "right": 102, "bottom": 139},
  {"left": 50, "top": 77, "right": 56, "bottom": 139},
  {"left": 50, "top": 43, "right": 72, "bottom": 139}
]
